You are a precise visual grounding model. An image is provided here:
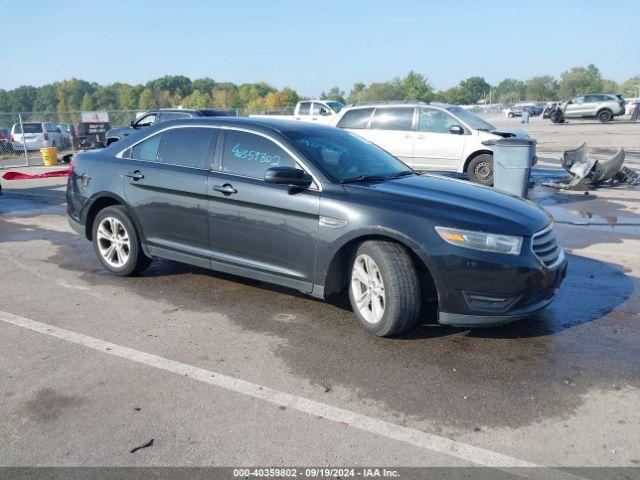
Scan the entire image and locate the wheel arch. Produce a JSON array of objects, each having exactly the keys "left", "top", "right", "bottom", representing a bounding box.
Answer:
[
  {"left": 321, "top": 231, "right": 439, "bottom": 310},
  {"left": 463, "top": 149, "right": 493, "bottom": 172},
  {"left": 596, "top": 107, "right": 613, "bottom": 119},
  {"left": 83, "top": 193, "right": 151, "bottom": 257}
]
